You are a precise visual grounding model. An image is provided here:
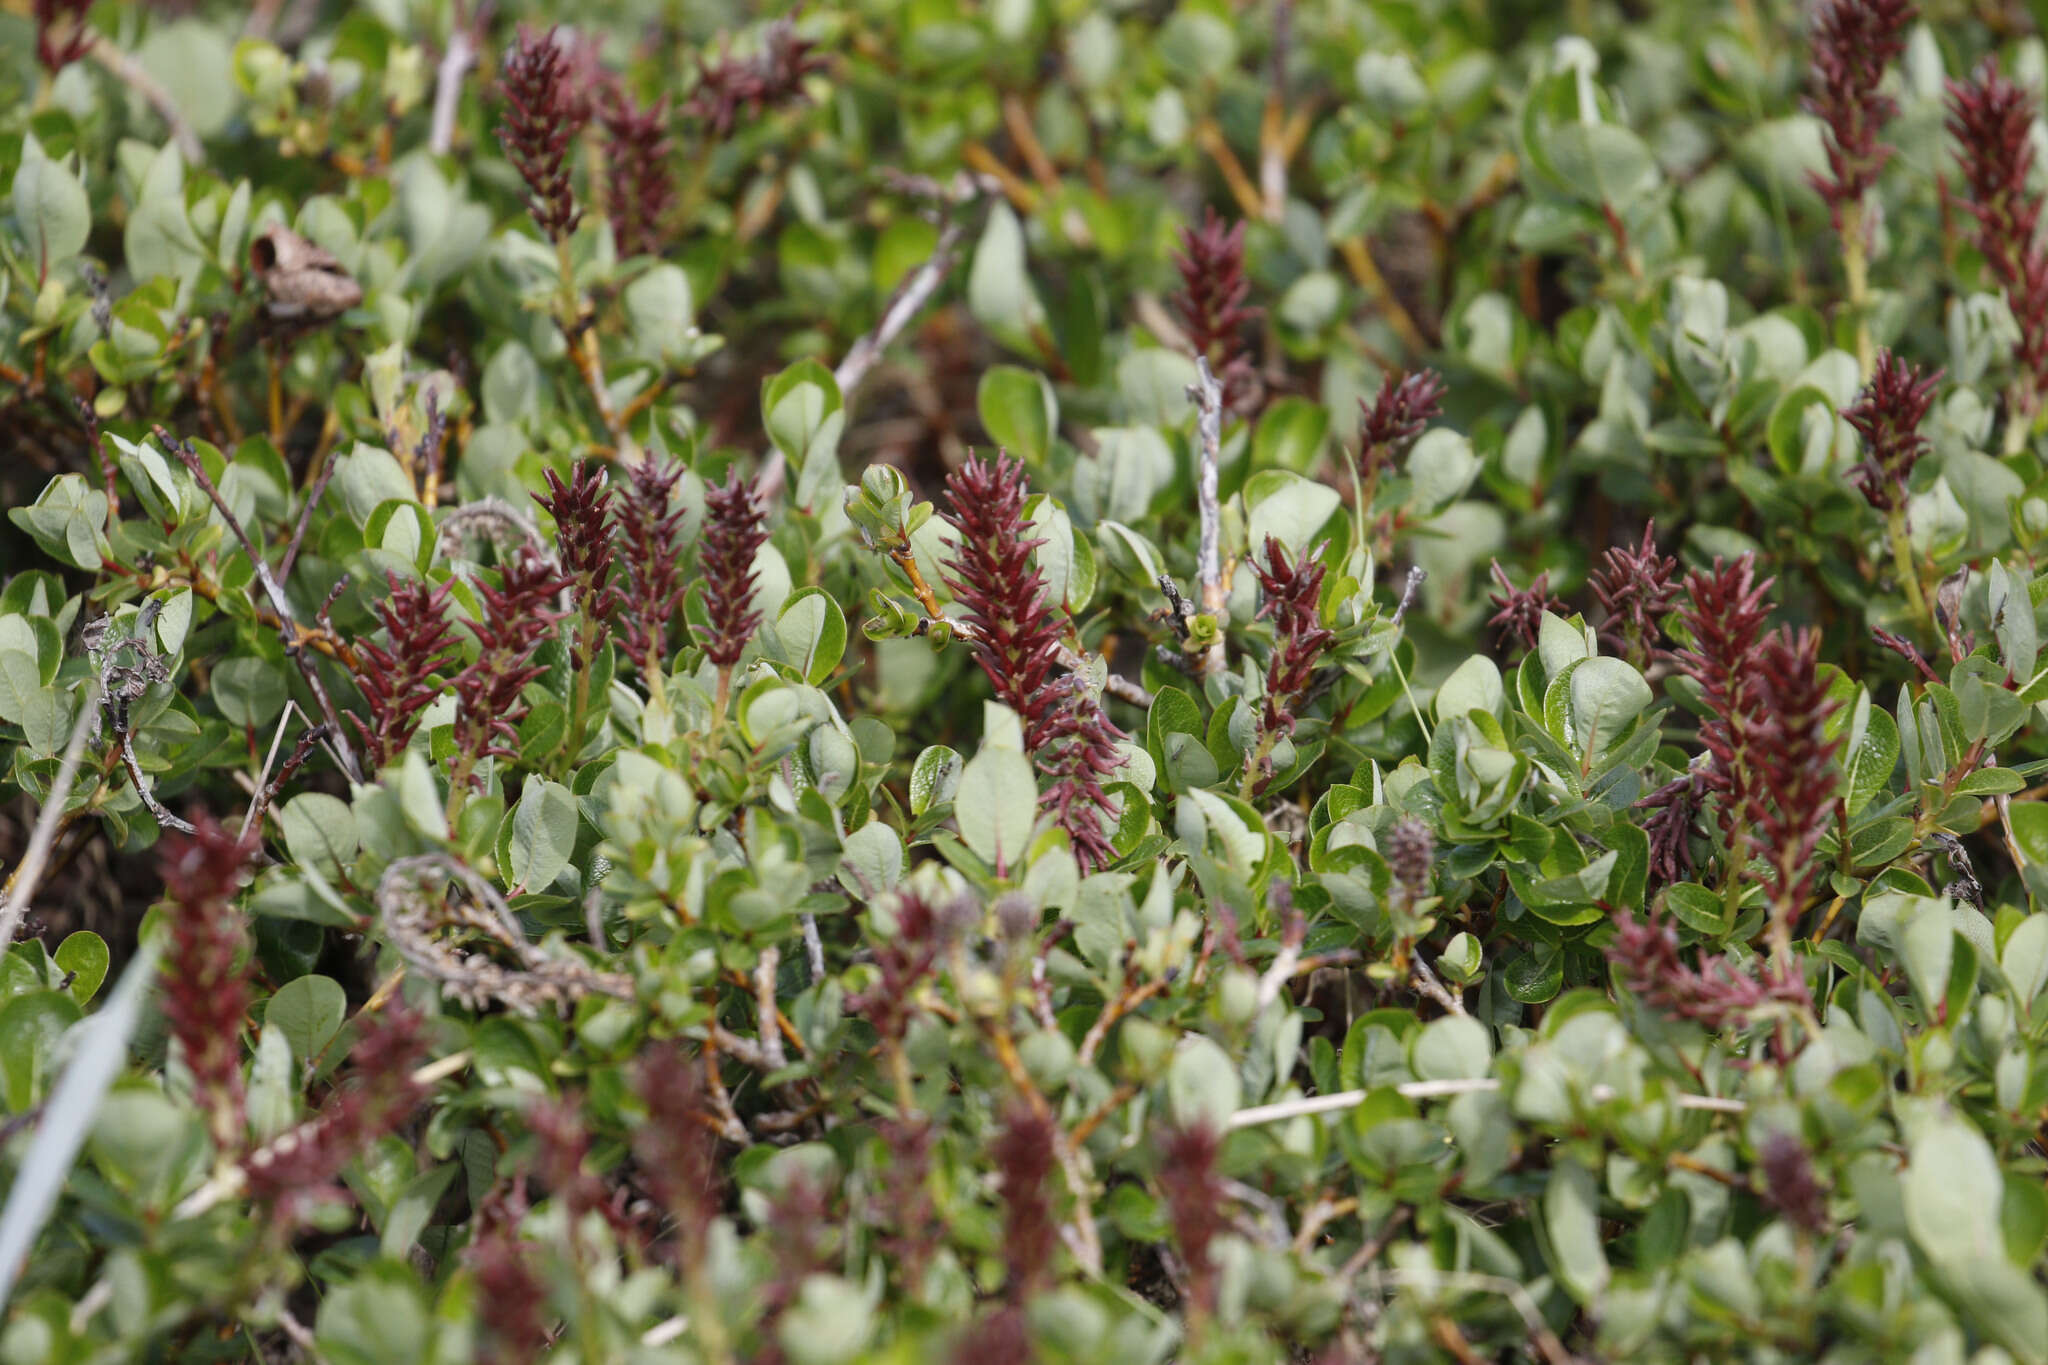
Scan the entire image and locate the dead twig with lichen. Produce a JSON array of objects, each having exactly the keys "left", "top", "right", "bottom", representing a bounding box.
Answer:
[{"left": 375, "top": 854, "right": 633, "bottom": 1015}]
